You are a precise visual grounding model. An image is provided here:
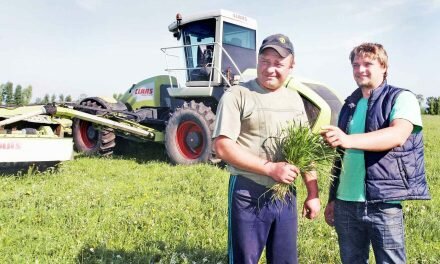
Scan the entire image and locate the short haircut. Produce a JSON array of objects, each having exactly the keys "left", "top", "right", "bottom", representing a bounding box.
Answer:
[{"left": 350, "top": 43, "right": 388, "bottom": 78}]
